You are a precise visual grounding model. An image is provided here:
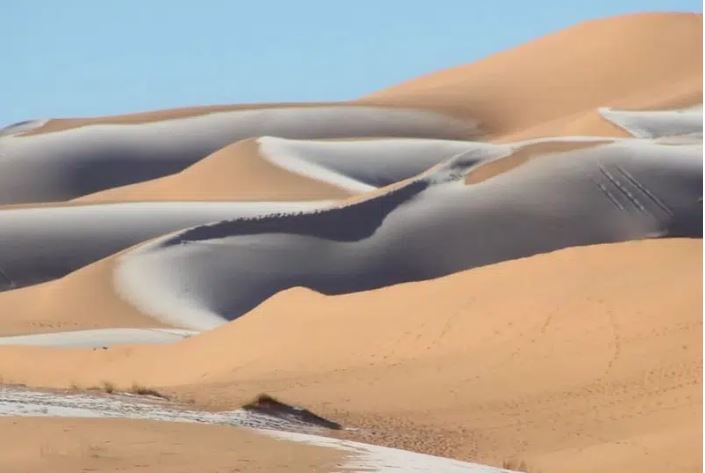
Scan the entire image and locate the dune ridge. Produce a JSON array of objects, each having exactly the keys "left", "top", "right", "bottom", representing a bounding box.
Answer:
[
  {"left": 0, "top": 200, "right": 330, "bottom": 292},
  {"left": 363, "top": 12, "right": 702, "bottom": 140}
]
